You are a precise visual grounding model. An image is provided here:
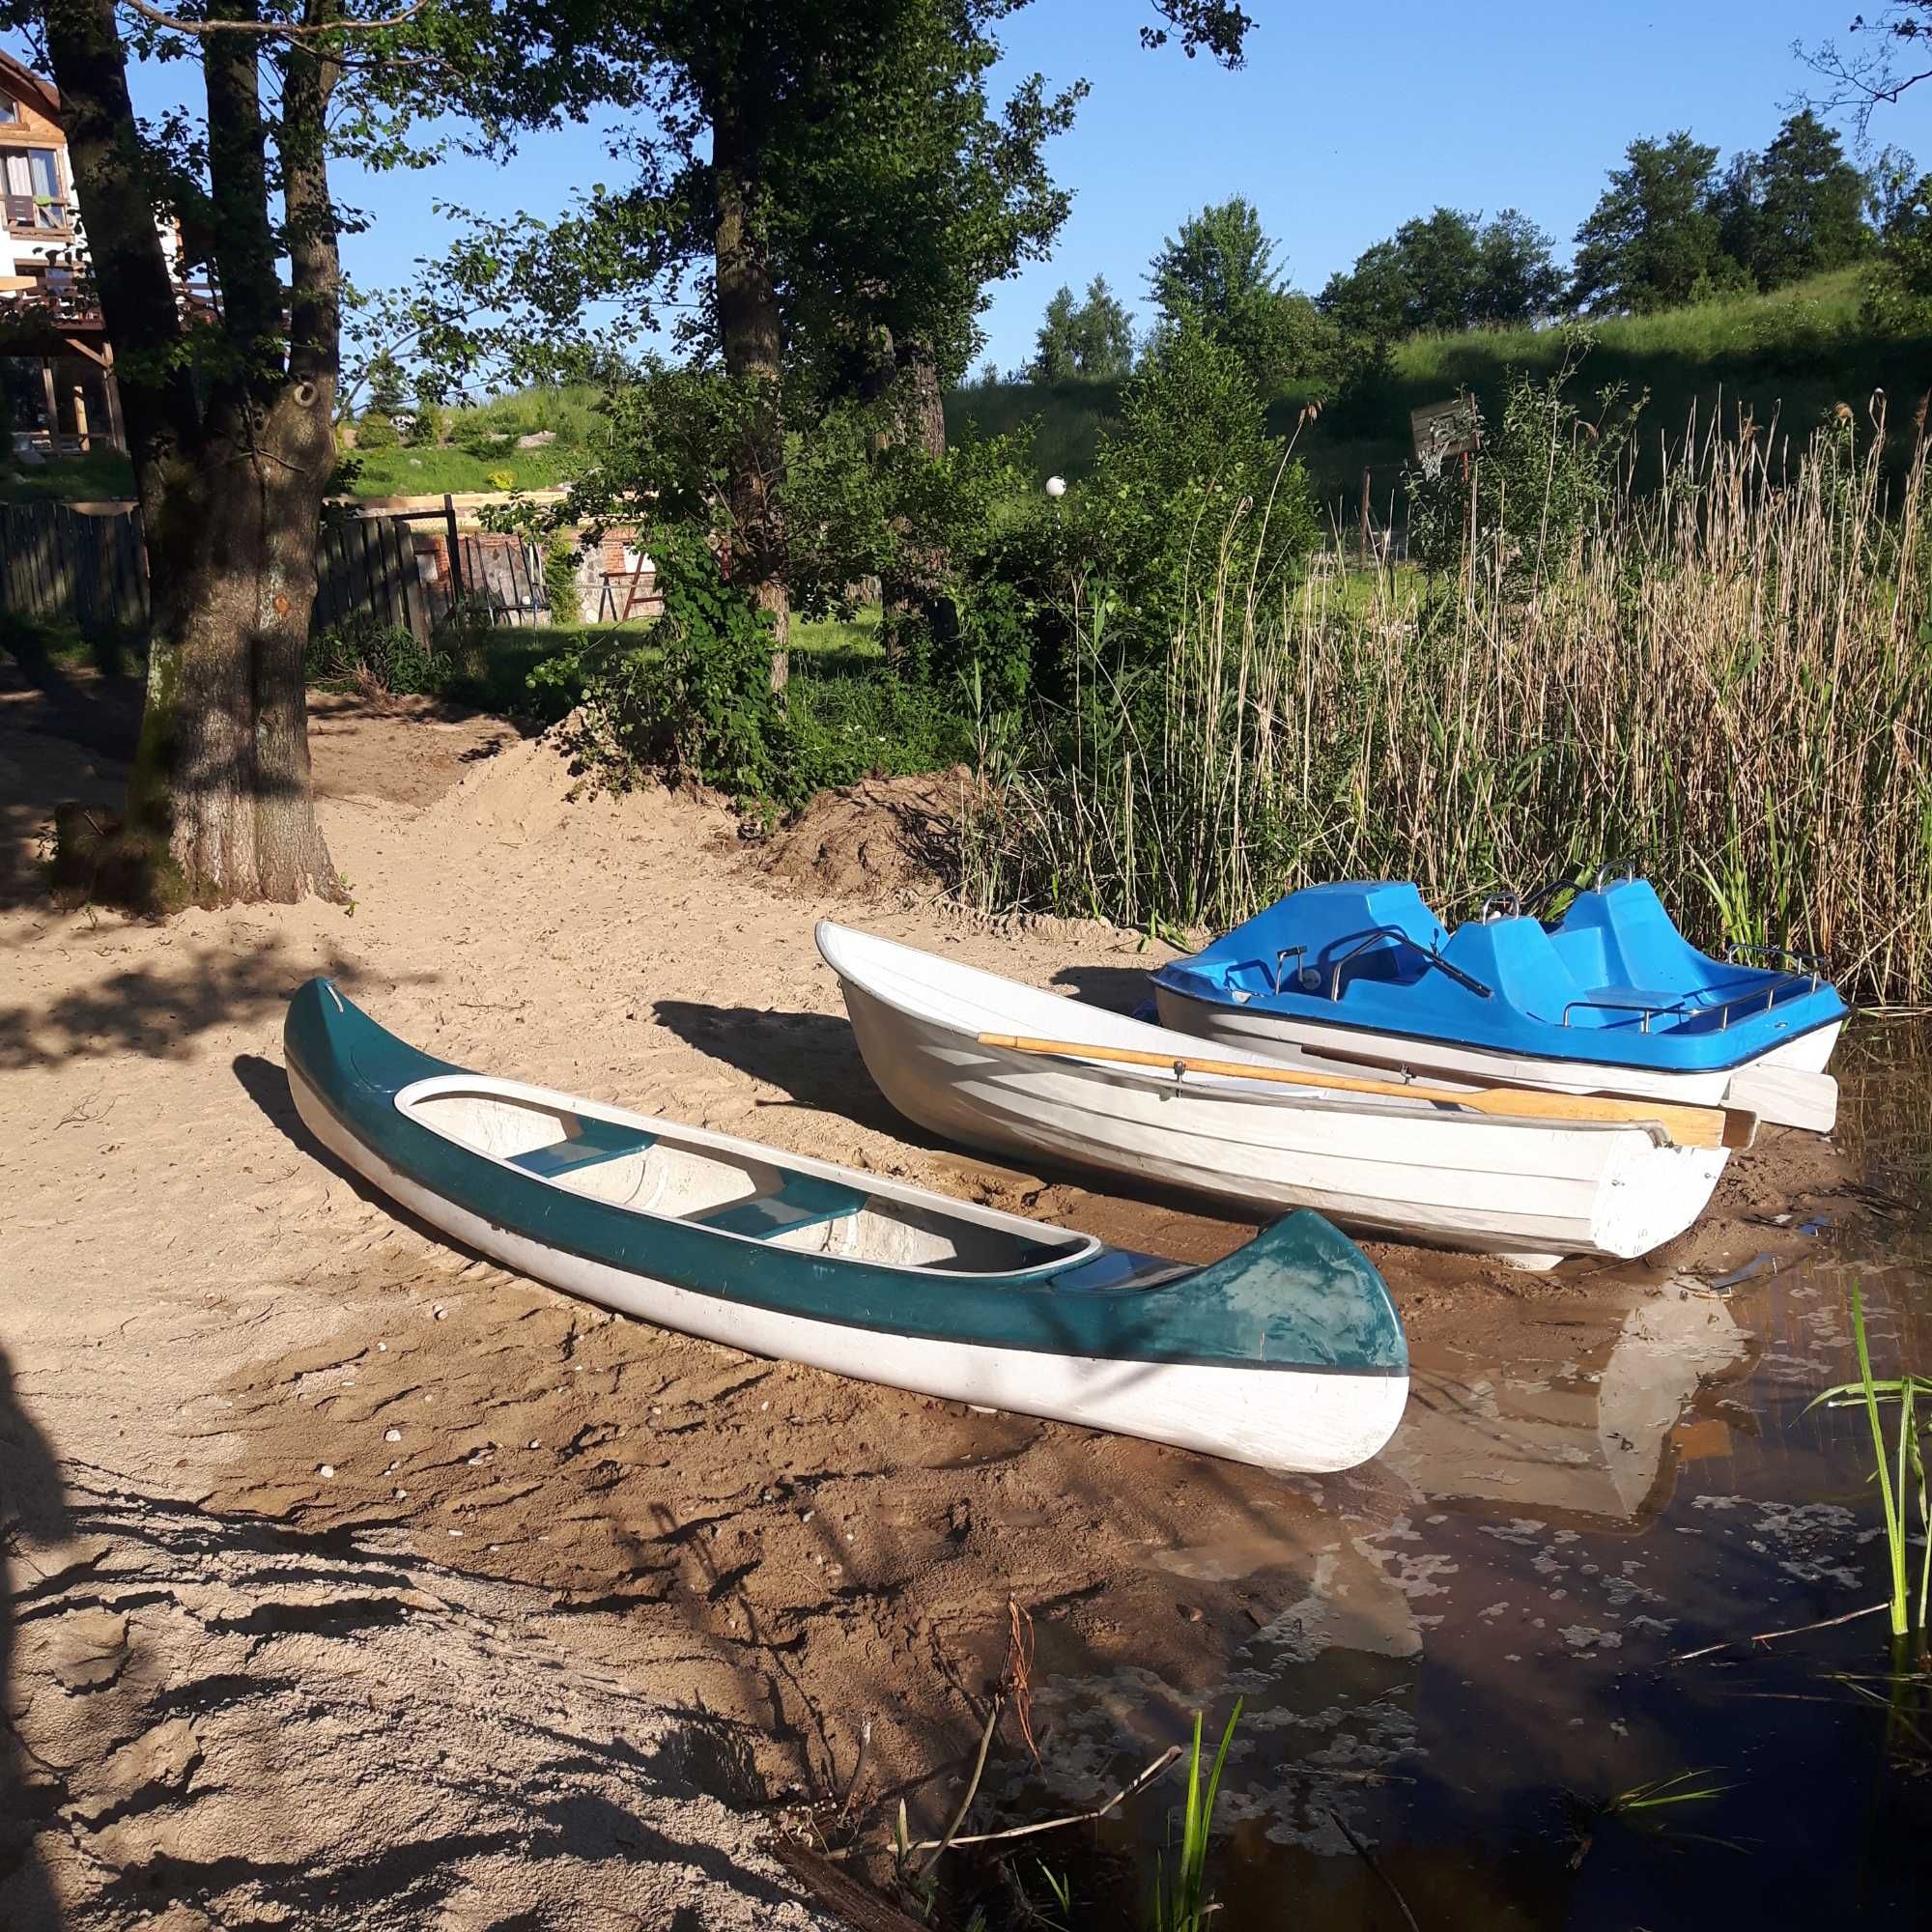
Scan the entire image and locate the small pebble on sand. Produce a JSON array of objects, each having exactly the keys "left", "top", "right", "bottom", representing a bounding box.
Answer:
[
  {"left": 393, "top": 1488, "right": 408, "bottom": 1499},
  {"left": 318, "top": 1464, "right": 335, "bottom": 1478},
  {"left": 384, "top": 1428, "right": 402, "bottom": 1442}
]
